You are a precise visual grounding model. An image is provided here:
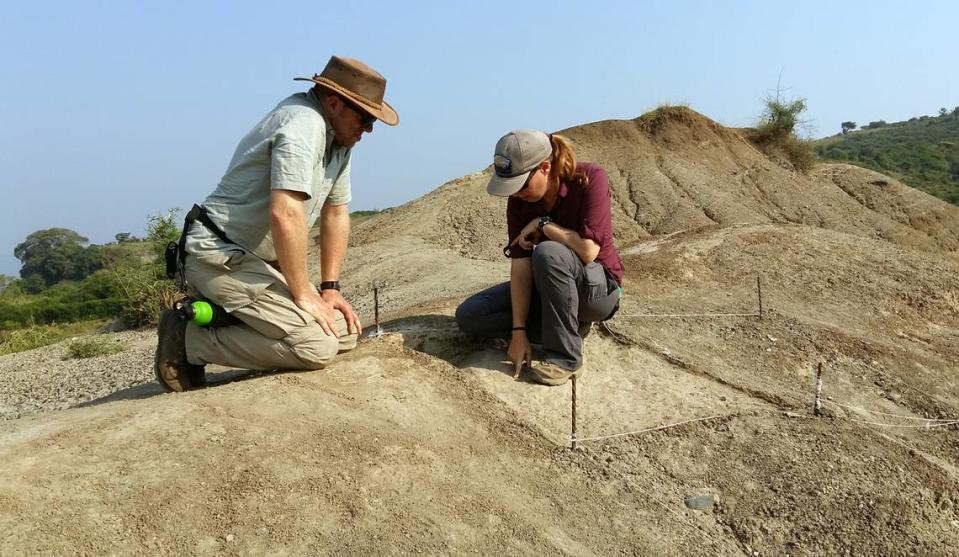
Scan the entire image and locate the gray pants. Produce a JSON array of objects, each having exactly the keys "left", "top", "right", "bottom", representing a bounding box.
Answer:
[{"left": 455, "top": 241, "right": 620, "bottom": 370}]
